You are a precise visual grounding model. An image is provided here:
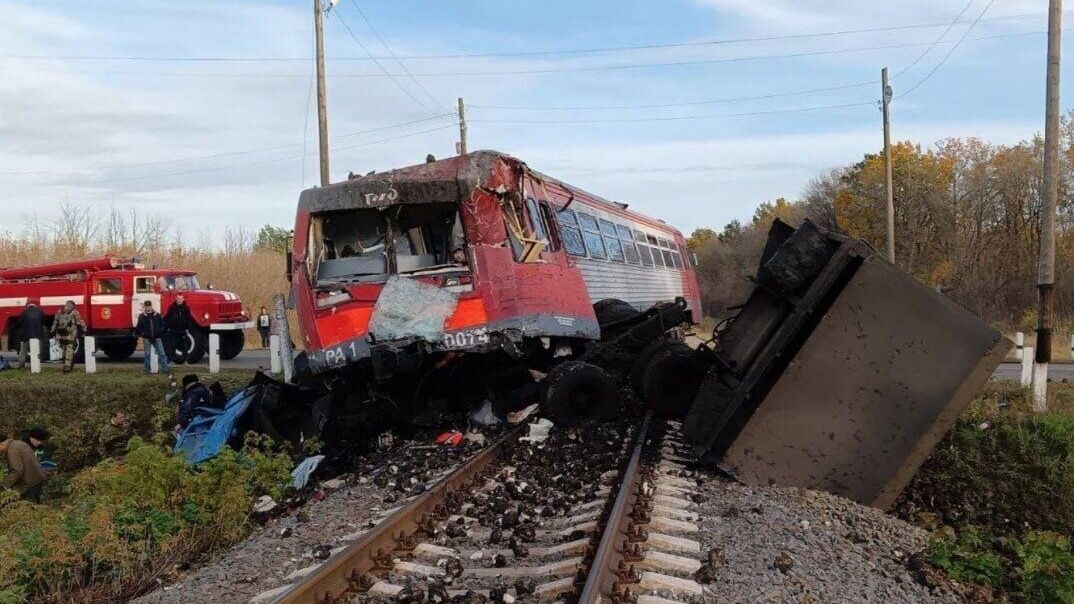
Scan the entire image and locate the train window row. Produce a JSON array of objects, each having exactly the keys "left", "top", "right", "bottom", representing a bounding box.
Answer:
[{"left": 556, "top": 208, "right": 685, "bottom": 270}]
